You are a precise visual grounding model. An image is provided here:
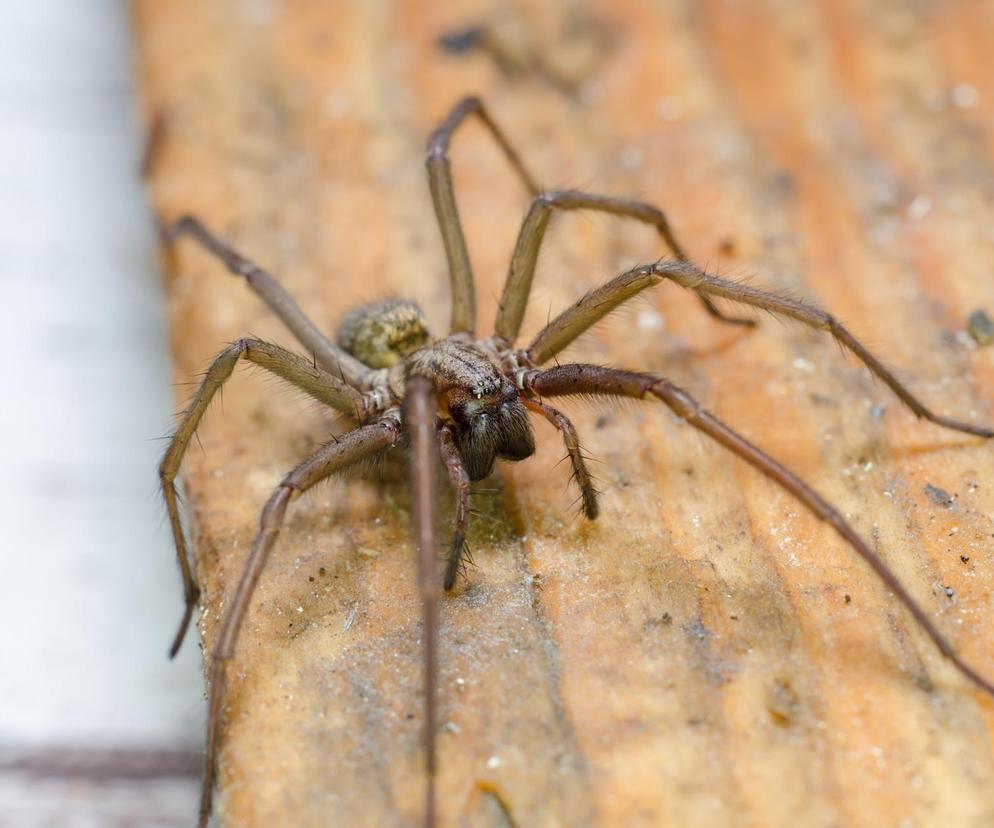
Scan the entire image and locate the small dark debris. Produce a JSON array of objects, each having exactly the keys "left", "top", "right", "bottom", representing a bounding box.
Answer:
[
  {"left": 405, "top": 712, "right": 416, "bottom": 720},
  {"left": 967, "top": 309, "right": 994, "bottom": 346},
  {"left": 717, "top": 237, "right": 737, "bottom": 257},
  {"left": 945, "top": 586, "right": 955, "bottom": 599},
  {"left": 960, "top": 555, "right": 970, "bottom": 564},
  {"left": 438, "top": 26, "right": 484, "bottom": 54},
  {"left": 308, "top": 576, "right": 315, "bottom": 582},
  {"left": 924, "top": 483, "right": 954, "bottom": 508},
  {"left": 729, "top": 614, "right": 739, "bottom": 621},
  {"left": 595, "top": 415, "right": 610, "bottom": 429},
  {"left": 645, "top": 612, "right": 673, "bottom": 629},
  {"left": 767, "top": 678, "right": 800, "bottom": 727},
  {"left": 319, "top": 566, "right": 327, "bottom": 576},
  {"left": 844, "top": 594, "right": 852, "bottom": 604}
]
